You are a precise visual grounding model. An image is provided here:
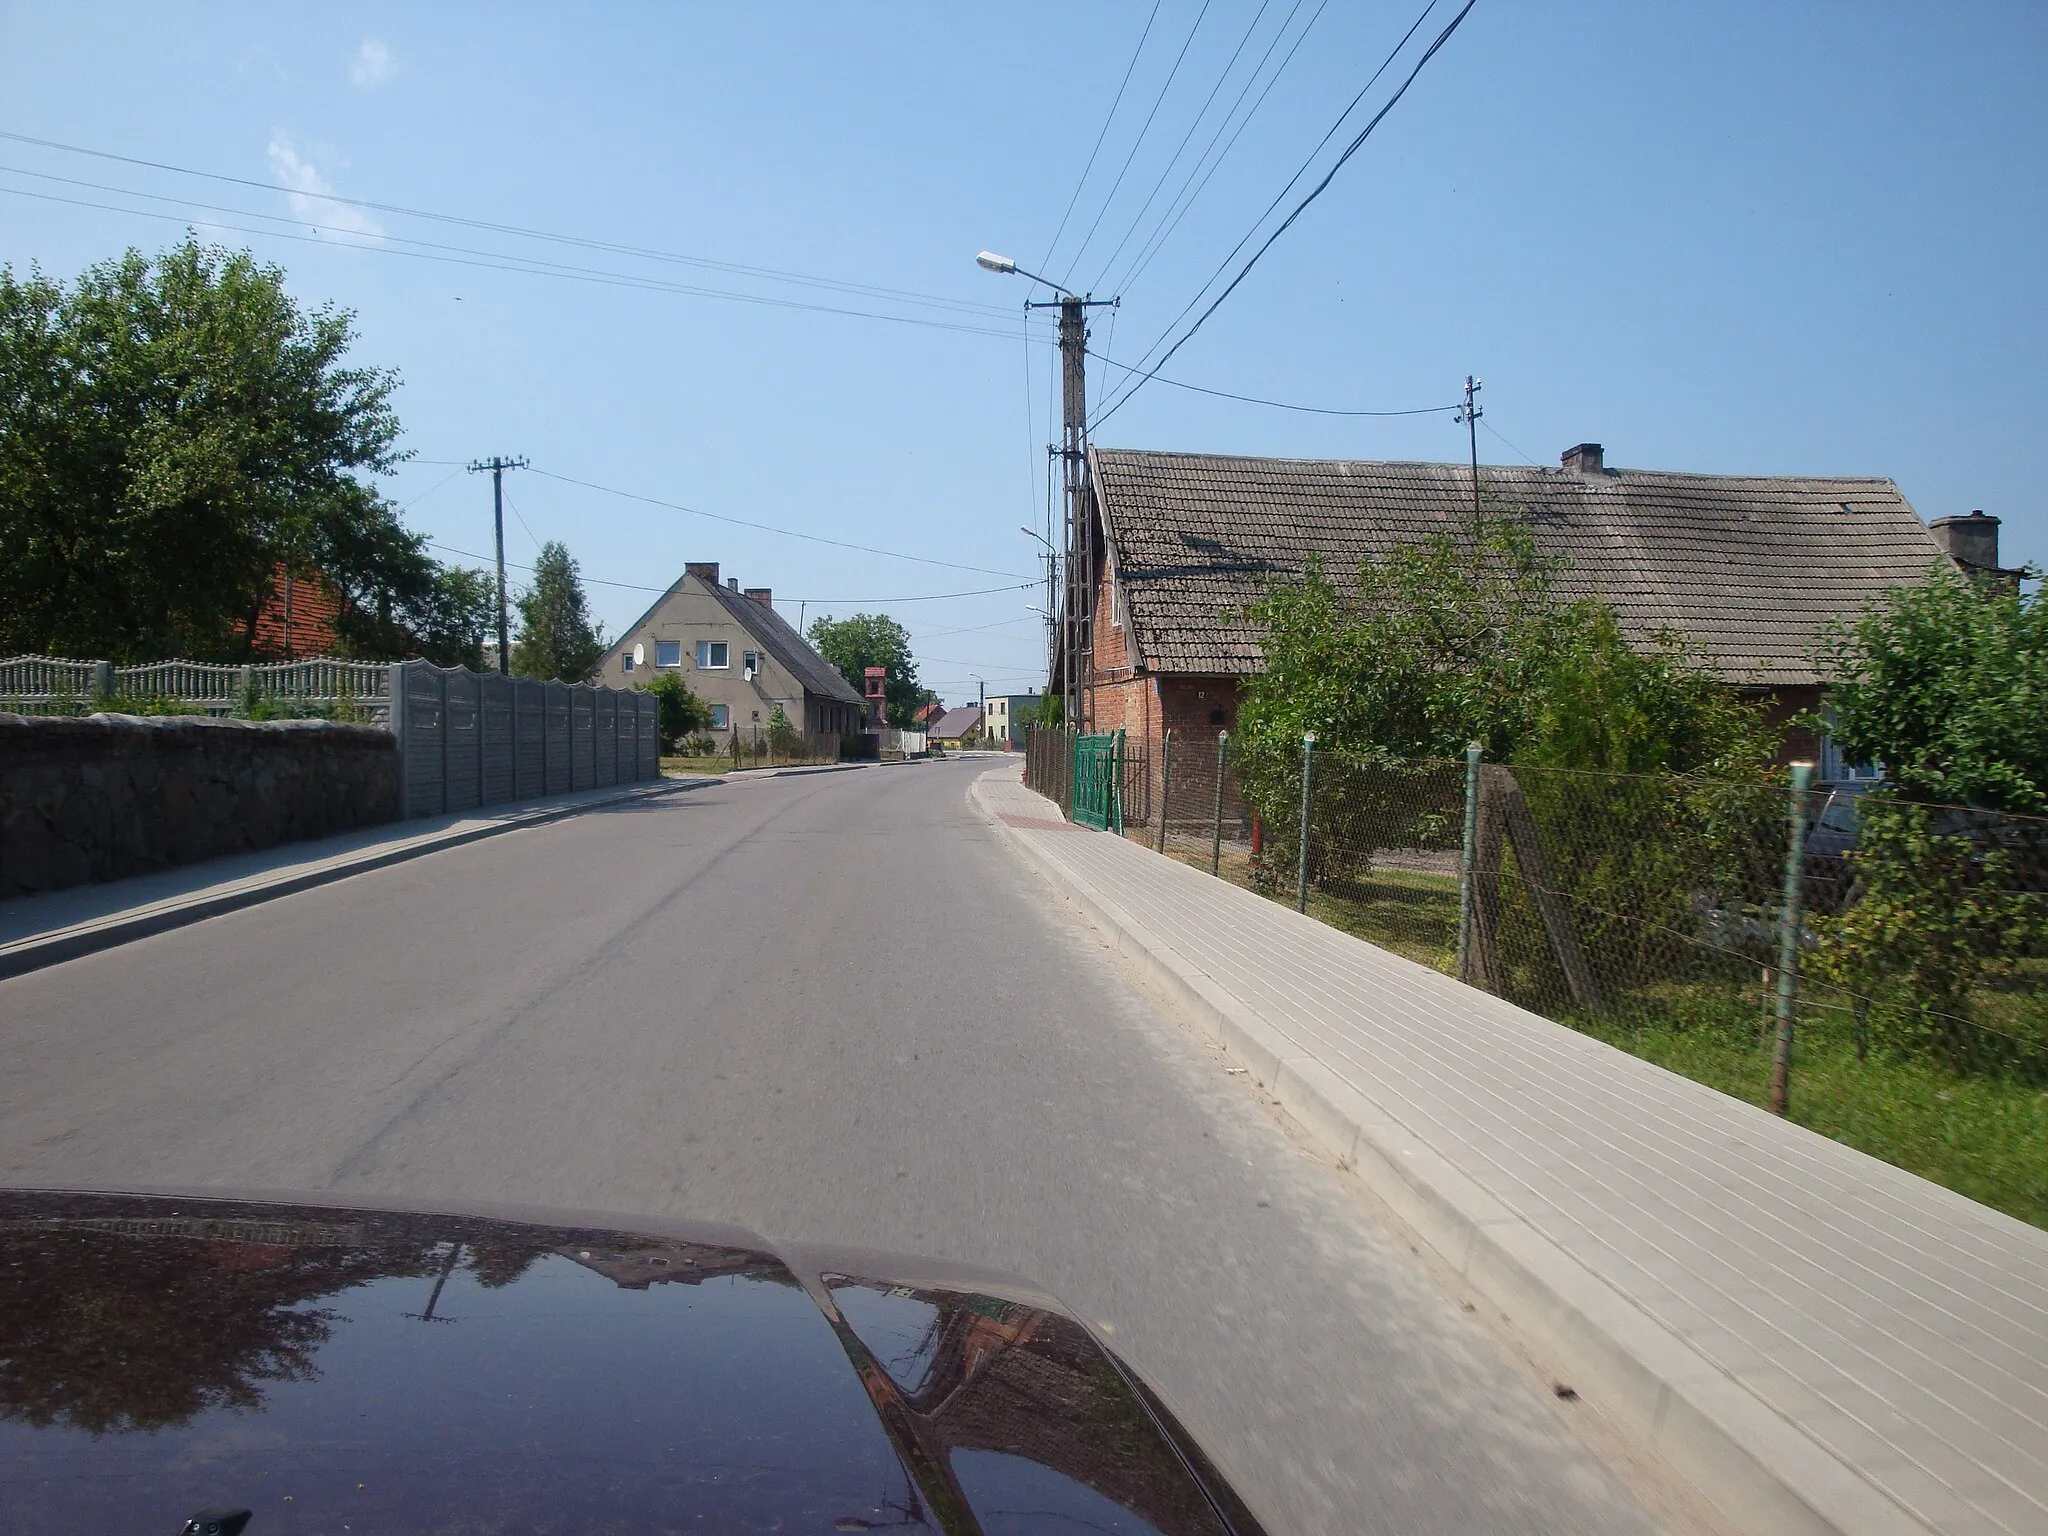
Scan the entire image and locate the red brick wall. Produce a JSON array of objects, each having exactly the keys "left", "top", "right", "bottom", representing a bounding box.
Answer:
[{"left": 251, "top": 566, "right": 341, "bottom": 658}]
